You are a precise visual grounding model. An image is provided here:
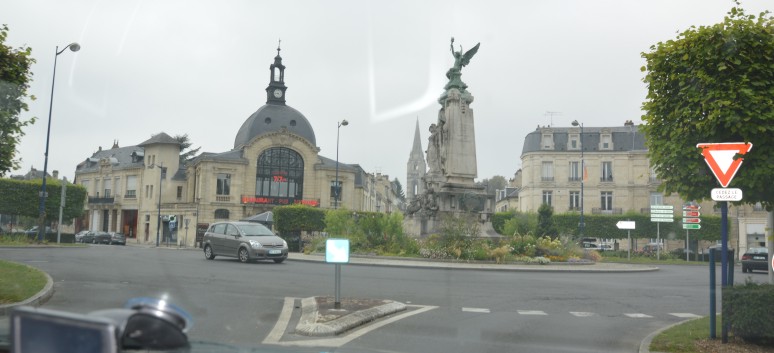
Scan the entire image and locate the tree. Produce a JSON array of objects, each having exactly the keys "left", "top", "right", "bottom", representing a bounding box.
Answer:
[
  {"left": 477, "top": 175, "right": 507, "bottom": 195},
  {"left": 640, "top": 5, "right": 774, "bottom": 209},
  {"left": 0, "top": 24, "right": 36, "bottom": 176},
  {"left": 174, "top": 134, "right": 201, "bottom": 164},
  {"left": 641, "top": 4, "right": 774, "bottom": 282},
  {"left": 392, "top": 178, "right": 406, "bottom": 202},
  {"left": 535, "top": 203, "right": 557, "bottom": 239}
]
